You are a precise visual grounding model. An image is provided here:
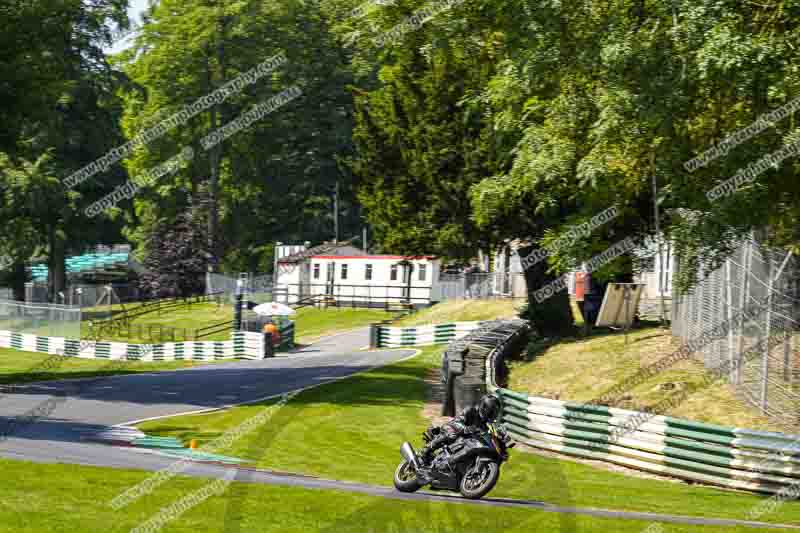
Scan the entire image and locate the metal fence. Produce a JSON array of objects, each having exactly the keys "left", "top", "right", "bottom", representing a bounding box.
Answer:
[
  {"left": 211, "top": 270, "right": 529, "bottom": 306},
  {"left": 283, "top": 282, "right": 430, "bottom": 308},
  {"left": 206, "top": 272, "right": 278, "bottom": 304},
  {"left": 23, "top": 282, "right": 141, "bottom": 307},
  {"left": 0, "top": 299, "right": 82, "bottom": 338},
  {"left": 671, "top": 236, "right": 800, "bottom": 429},
  {"left": 431, "top": 272, "right": 527, "bottom": 301}
]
